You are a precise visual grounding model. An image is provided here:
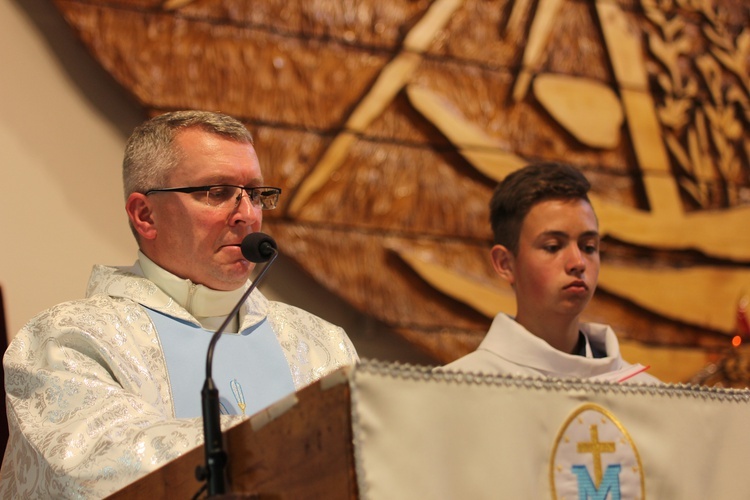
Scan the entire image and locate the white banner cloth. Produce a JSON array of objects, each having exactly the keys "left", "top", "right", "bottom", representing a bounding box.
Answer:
[{"left": 350, "top": 361, "right": 750, "bottom": 499}]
